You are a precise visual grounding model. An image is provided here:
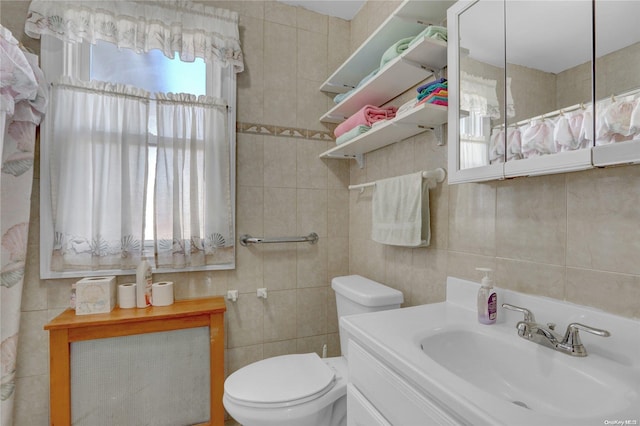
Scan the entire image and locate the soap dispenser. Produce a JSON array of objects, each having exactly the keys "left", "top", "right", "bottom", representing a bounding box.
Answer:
[{"left": 476, "top": 267, "right": 497, "bottom": 324}]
